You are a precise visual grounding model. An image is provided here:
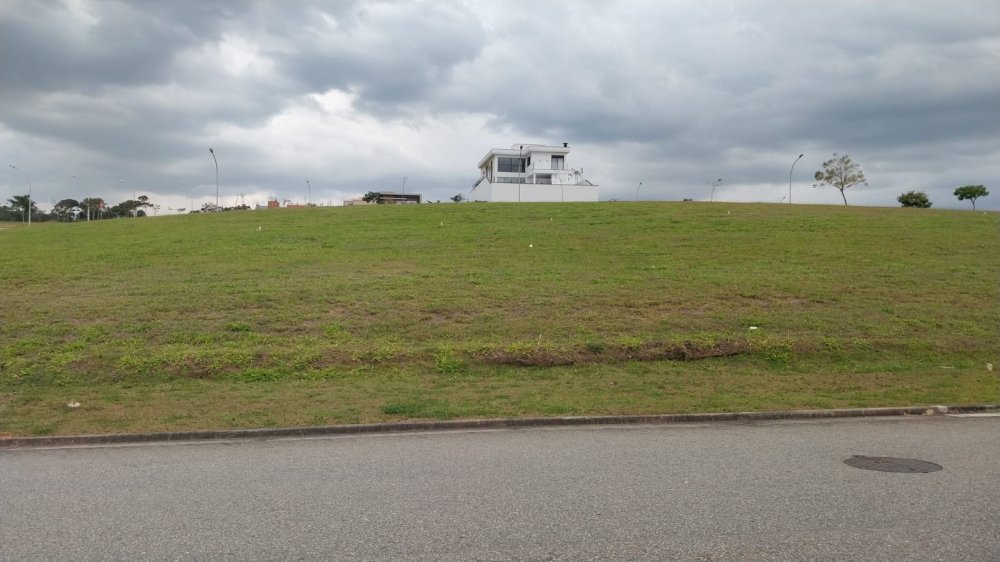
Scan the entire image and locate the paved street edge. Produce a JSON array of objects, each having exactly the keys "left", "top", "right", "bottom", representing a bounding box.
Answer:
[{"left": 3, "top": 404, "right": 998, "bottom": 448}]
